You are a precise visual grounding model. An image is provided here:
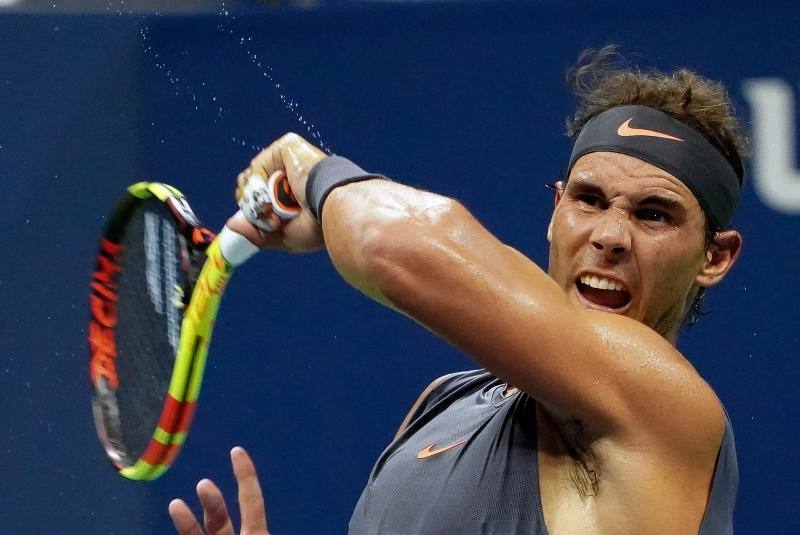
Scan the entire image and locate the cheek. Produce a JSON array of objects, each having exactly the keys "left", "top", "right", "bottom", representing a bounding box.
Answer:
[
  {"left": 547, "top": 216, "right": 568, "bottom": 272},
  {"left": 638, "top": 240, "right": 703, "bottom": 297},
  {"left": 547, "top": 211, "right": 584, "bottom": 280},
  {"left": 550, "top": 210, "right": 581, "bottom": 246}
]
